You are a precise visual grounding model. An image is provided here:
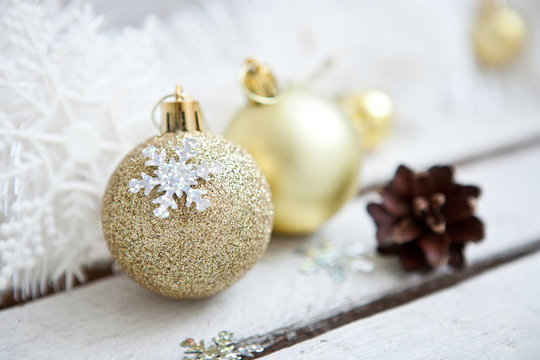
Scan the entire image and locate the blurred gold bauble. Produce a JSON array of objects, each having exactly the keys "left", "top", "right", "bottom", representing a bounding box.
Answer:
[
  {"left": 341, "top": 90, "right": 393, "bottom": 150},
  {"left": 101, "top": 87, "right": 273, "bottom": 299},
  {"left": 472, "top": 1, "right": 527, "bottom": 67},
  {"left": 225, "top": 59, "right": 361, "bottom": 235}
]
